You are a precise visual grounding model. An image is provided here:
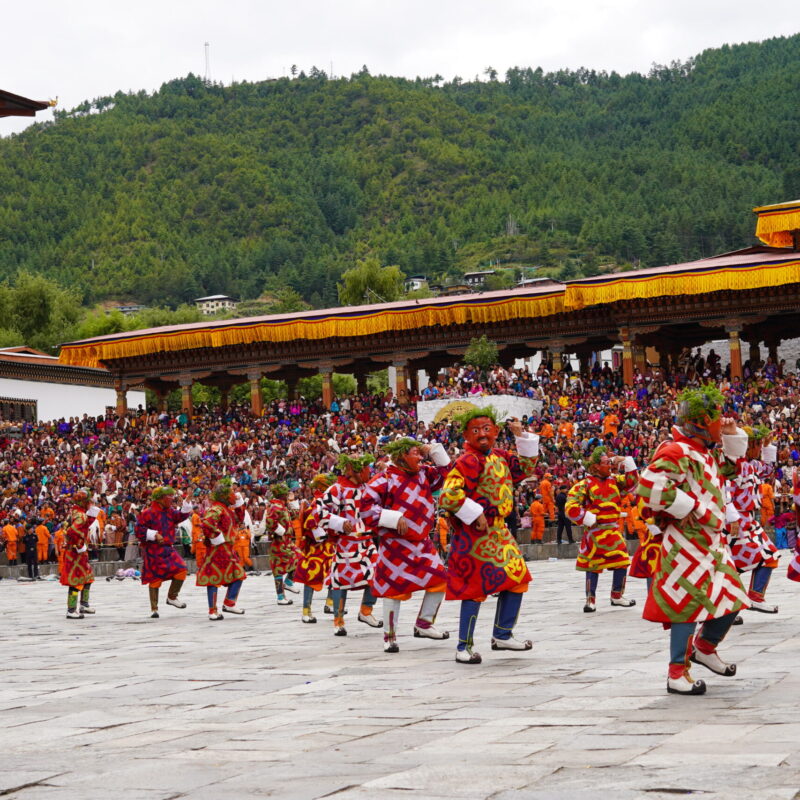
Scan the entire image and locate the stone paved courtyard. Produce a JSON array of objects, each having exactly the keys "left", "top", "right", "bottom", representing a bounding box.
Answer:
[{"left": 2, "top": 560, "right": 799, "bottom": 800}]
